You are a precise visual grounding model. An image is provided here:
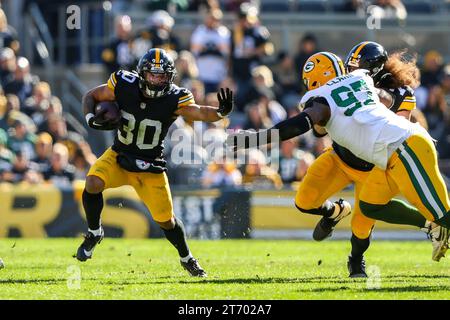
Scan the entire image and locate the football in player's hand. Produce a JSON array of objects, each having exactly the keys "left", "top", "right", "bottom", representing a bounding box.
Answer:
[{"left": 95, "top": 101, "right": 121, "bottom": 124}]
